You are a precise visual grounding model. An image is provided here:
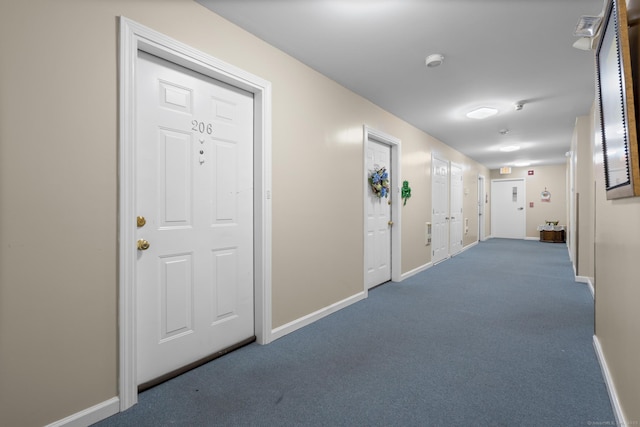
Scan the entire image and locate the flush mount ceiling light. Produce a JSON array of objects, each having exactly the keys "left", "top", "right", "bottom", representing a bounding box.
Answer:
[
  {"left": 425, "top": 54, "right": 444, "bottom": 68},
  {"left": 500, "top": 145, "right": 520, "bottom": 152},
  {"left": 466, "top": 107, "right": 498, "bottom": 120}
]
